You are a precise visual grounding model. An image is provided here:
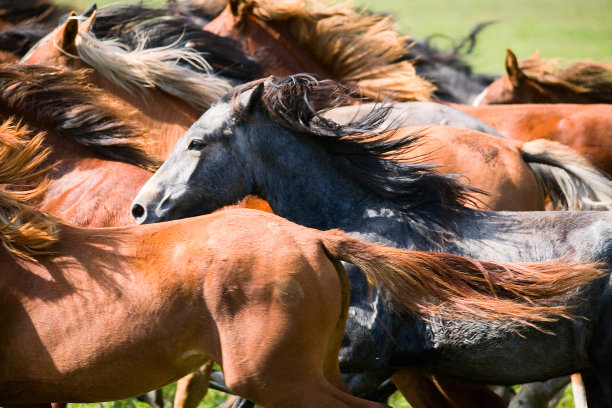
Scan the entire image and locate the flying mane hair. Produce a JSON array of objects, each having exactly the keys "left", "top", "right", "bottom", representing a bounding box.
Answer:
[
  {"left": 518, "top": 56, "right": 612, "bottom": 103},
  {"left": 0, "top": 119, "right": 58, "bottom": 259},
  {"left": 229, "top": 0, "right": 435, "bottom": 101},
  {"left": 91, "top": 3, "right": 262, "bottom": 83},
  {"left": 0, "top": 64, "right": 159, "bottom": 171},
  {"left": 231, "top": 75, "right": 480, "bottom": 246}
]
